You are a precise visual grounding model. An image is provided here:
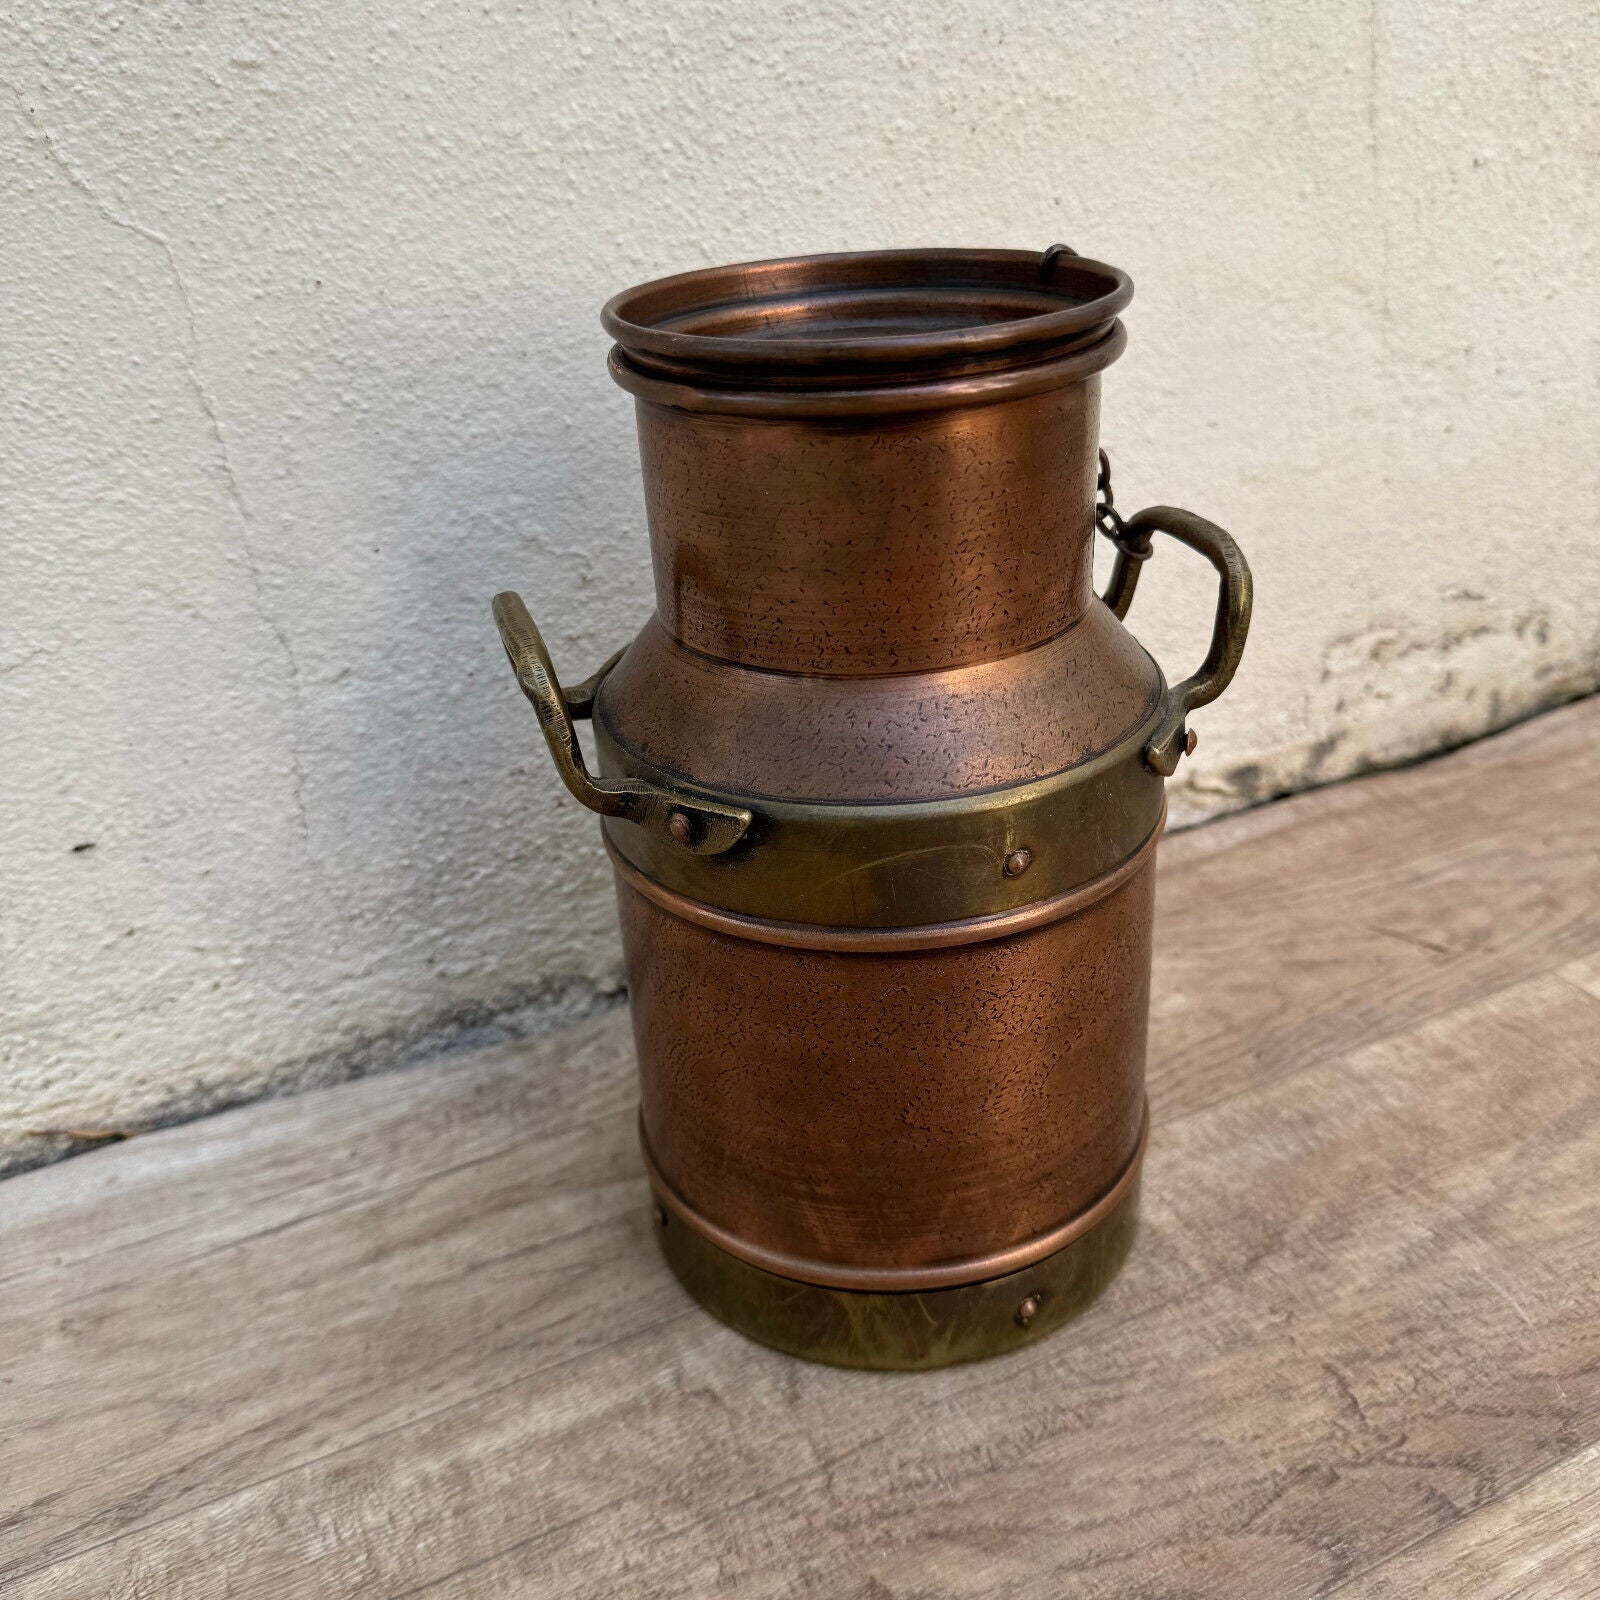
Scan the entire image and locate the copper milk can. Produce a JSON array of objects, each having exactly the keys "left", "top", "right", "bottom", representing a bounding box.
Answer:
[{"left": 492, "top": 246, "right": 1252, "bottom": 1368}]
